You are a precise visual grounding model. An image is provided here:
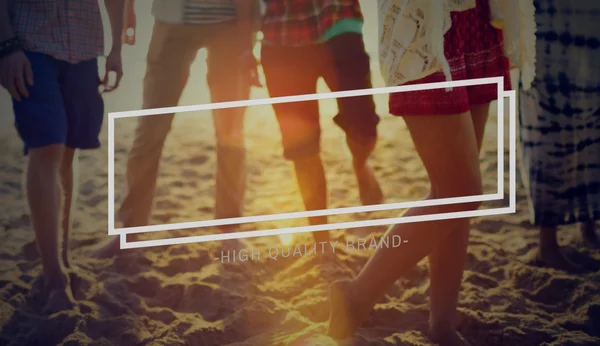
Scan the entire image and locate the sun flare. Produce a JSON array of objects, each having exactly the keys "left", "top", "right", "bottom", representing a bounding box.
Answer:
[{"left": 279, "top": 234, "right": 294, "bottom": 246}]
